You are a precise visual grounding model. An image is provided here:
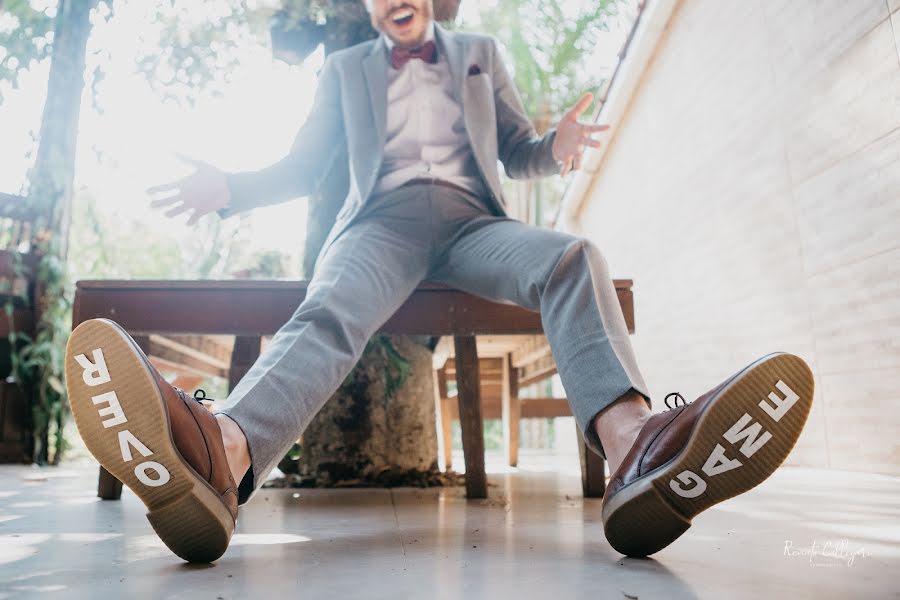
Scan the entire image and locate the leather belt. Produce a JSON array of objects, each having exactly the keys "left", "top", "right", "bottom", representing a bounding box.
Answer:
[{"left": 401, "top": 177, "right": 477, "bottom": 198}]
